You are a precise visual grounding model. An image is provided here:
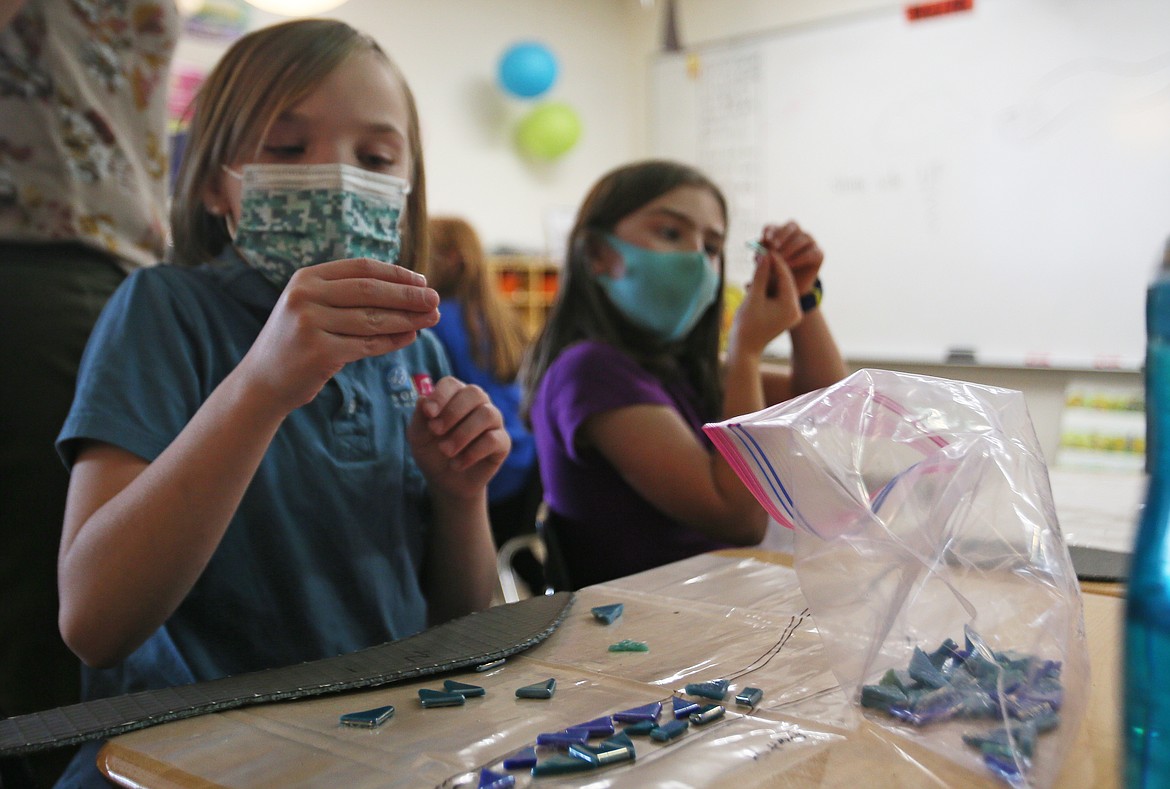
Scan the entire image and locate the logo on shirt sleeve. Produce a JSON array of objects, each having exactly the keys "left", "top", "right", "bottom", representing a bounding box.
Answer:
[{"left": 385, "top": 364, "right": 418, "bottom": 409}]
